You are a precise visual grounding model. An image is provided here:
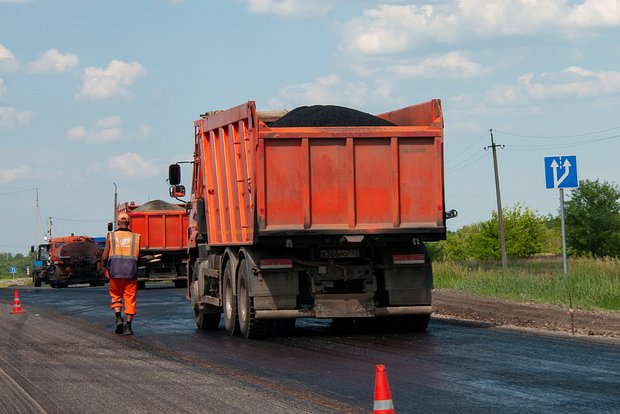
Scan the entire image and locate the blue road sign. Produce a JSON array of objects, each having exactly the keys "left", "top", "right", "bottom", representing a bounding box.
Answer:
[
  {"left": 544, "top": 156, "right": 578, "bottom": 189},
  {"left": 9, "top": 267, "right": 16, "bottom": 274}
]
